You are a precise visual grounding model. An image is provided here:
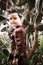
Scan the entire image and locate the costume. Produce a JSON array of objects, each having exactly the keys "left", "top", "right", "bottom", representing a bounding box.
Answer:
[{"left": 9, "top": 26, "right": 28, "bottom": 65}]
